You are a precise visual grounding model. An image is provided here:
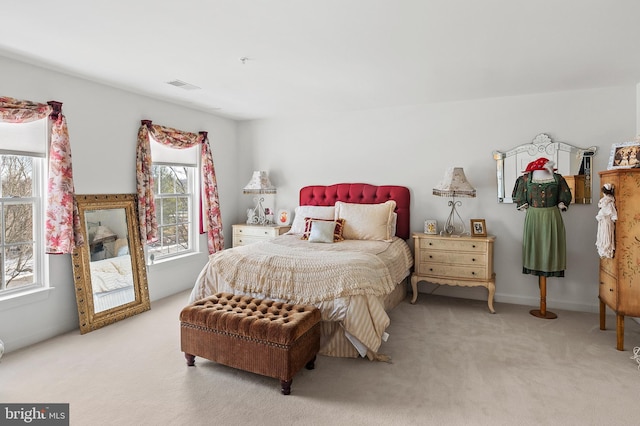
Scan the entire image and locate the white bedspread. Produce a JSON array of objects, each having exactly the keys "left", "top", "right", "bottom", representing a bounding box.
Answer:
[
  {"left": 89, "top": 254, "right": 133, "bottom": 293},
  {"left": 189, "top": 235, "right": 413, "bottom": 359}
]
